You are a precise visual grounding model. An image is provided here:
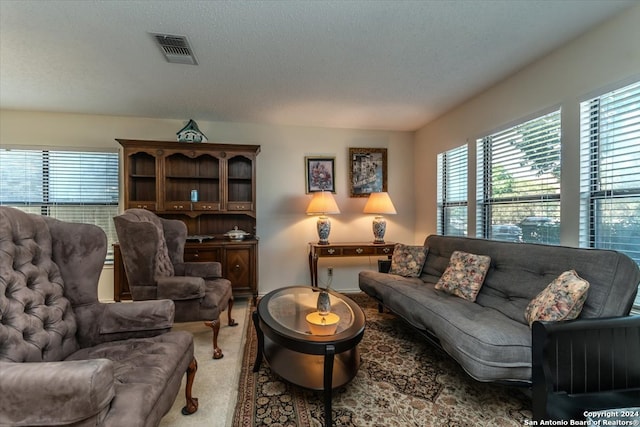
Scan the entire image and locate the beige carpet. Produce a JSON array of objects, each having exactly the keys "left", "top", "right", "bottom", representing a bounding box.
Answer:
[
  {"left": 159, "top": 298, "right": 251, "bottom": 427},
  {"left": 232, "top": 293, "right": 533, "bottom": 426}
]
